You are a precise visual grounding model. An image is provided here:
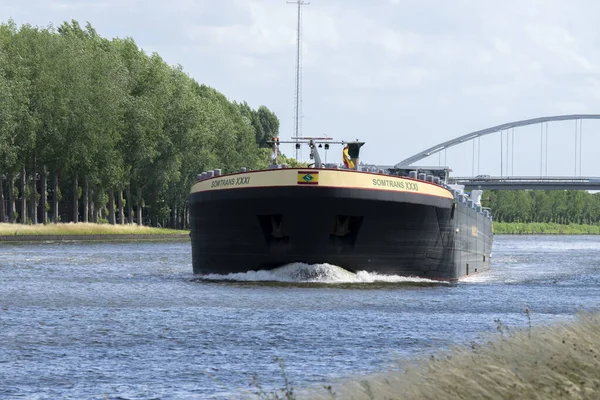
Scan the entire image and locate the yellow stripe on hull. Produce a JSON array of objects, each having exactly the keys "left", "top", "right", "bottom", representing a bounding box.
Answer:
[{"left": 191, "top": 169, "right": 452, "bottom": 200}]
